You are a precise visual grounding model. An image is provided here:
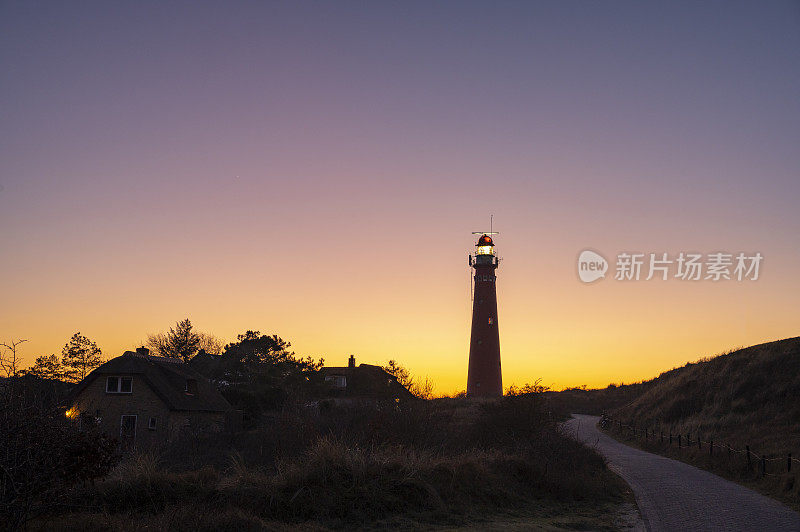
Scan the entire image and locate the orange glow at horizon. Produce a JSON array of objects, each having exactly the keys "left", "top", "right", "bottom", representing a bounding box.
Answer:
[{"left": 4, "top": 220, "right": 797, "bottom": 395}]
